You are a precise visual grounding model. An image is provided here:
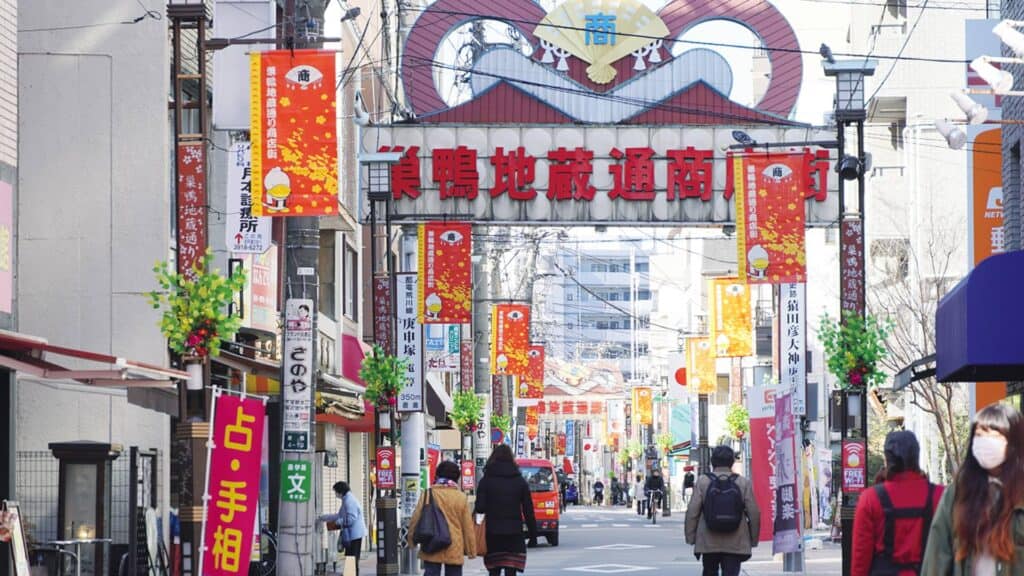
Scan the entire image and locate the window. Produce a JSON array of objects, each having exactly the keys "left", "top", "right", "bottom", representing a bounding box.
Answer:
[
  {"left": 621, "top": 318, "right": 630, "bottom": 329},
  {"left": 596, "top": 321, "right": 609, "bottom": 329},
  {"left": 621, "top": 290, "right": 631, "bottom": 301},
  {"left": 590, "top": 263, "right": 607, "bottom": 272},
  {"left": 635, "top": 262, "right": 649, "bottom": 272},
  {"left": 638, "top": 289, "right": 651, "bottom": 300},
  {"left": 319, "top": 232, "right": 337, "bottom": 319},
  {"left": 343, "top": 242, "right": 358, "bottom": 320},
  {"left": 567, "top": 323, "right": 575, "bottom": 330},
  {"left": 610, "top": 320, "right": 620, "bottom": 329},
  {"left": 609, "top": 292, "right": 620, "bottom": 301},
  {"left": 567, "top": 292, "right": 574, "bottom": 301}
]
